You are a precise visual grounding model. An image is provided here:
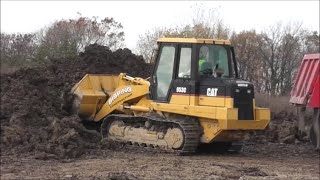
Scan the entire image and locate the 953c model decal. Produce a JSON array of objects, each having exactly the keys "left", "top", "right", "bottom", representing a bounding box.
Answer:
[{"left": 176, "top": 87, "right": 187, "bottom": 93}]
